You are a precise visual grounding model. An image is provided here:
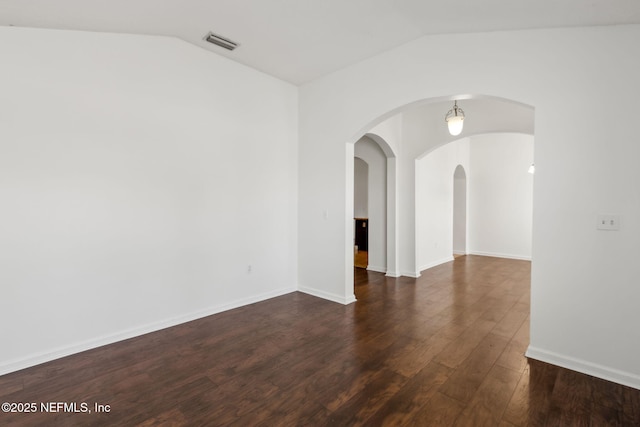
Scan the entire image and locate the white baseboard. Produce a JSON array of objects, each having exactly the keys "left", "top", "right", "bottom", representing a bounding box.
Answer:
[
  {"left": 366, "top": 265, "right": 387, "bottom": 273},
  {"left": 526, "top": 346, "right": 640, "bottom": 390},
  {"left": 401, "top": 270, "right": 421, "bottom": 278},
  {"left": 468, "top": 251, "right": 531, "bottom": 261},
  {"left": 0, "top": 286, "right": 296, "bottom": 377},
  {"left": 385, "top": 271, "right": 401, "bottom": 278},
  {"left": 453, "top": 250, "right": 466, "bottom": 255},
  {"left": 298, "top": 286, "right": 356, "bottom": 305},
  {"left": 419, "top": 256, "right": 455, "bottom": 273}
]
